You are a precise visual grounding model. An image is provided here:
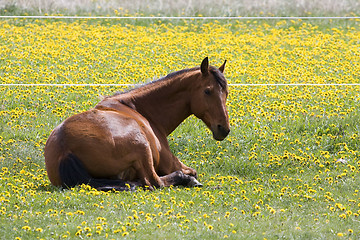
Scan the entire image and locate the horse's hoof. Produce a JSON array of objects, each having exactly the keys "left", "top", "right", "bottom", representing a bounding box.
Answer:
[{"left": 187, "top": 177, "right": 203, "bottom": 187}]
